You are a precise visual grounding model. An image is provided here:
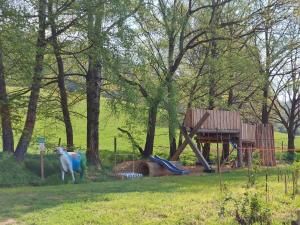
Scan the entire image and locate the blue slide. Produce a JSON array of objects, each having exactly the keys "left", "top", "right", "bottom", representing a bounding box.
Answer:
[{"left": 149, "top": 155, "right": 190, "bottom": 175}]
